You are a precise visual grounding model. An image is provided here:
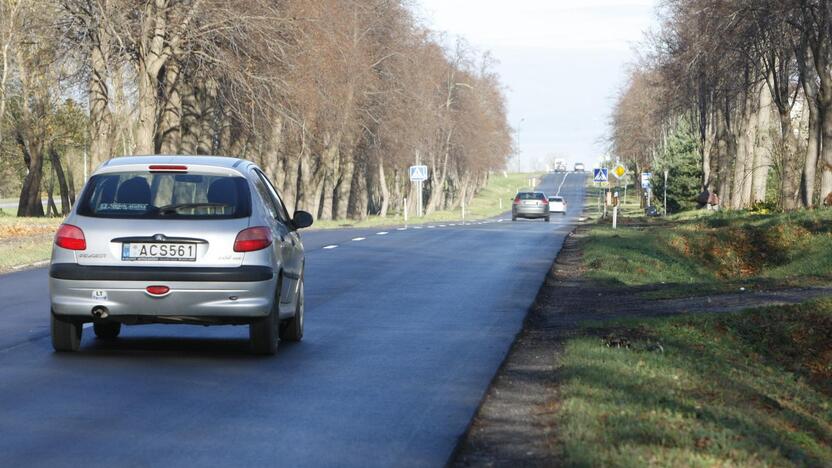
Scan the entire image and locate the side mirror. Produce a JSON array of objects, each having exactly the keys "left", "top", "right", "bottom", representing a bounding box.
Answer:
[{"left": 292, "top": 210, "right": 314, "bottom": 229}]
